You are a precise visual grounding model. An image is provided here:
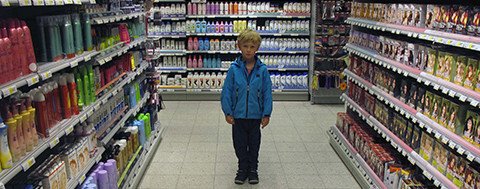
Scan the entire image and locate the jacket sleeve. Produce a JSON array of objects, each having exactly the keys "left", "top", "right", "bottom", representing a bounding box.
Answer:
[
  {"left": 221, "top": 68, "right": 235, "bottom": 116},
  {"left": 262, "top": 68, "right": 273, "bottom": 117}
]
